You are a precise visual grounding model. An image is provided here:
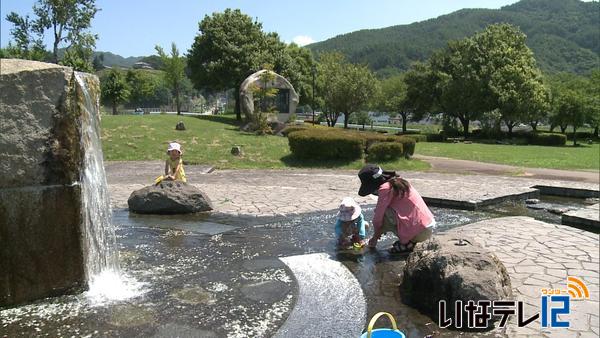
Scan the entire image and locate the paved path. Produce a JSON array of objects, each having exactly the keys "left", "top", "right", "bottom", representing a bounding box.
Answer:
[
  {"left": 414, "top": 155, "right": 599, "bottom": 184},
  {"left": 105, "top": 162, "right": 599, "bottom": 216},
  {"left": 452, "top": 217, "right": 599, "bottom": 337}
]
